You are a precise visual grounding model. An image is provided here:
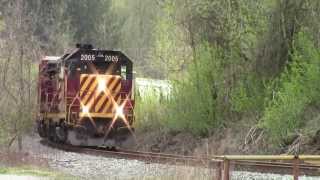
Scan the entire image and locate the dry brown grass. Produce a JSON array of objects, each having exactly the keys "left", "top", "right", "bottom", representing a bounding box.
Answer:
[{"left": 0, "top": 151, "right": 48, "bottom": 168}]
